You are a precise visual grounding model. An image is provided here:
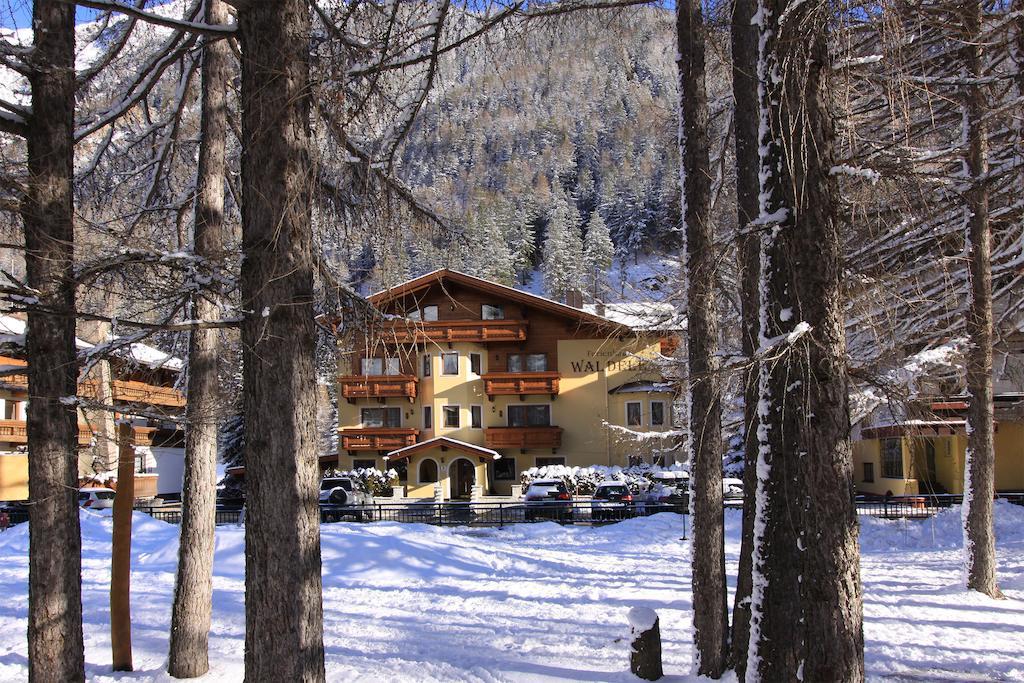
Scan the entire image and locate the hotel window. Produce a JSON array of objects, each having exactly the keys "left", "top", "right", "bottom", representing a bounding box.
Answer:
[
  {"left": 650, "top": 401, "right": 665, "bottom": 426},
  {"left": 626, "top": 401, "right": 642, "bottom": 427},
  {"left": 470, "top": 405, "right": 483, "bottom": 429},
  {"left": 422, "top": 354, "right": 431, "bottom": 377},
  {"left": 360, "top": 407, "right": 401, "bottom": 428},
  {"left": 507, "top": 404, "right": 550, "bottom": 427},
  {"left": 423, "top": 406, "right": 432, "bottom": 430},
  {"left": 419, "top": 459, "right": 438, "bottom": 483},
  {"left": 482, "top": 304, "right": 505, "bottom": 320},
  {"left": 3, "top": 400, "right": 16, "bottom": 420},
  {"left": 443, "top": 405, "right": 460, "bottom": 429},
  {"left": 469, "top": 352, "right": 482, "bottom": 375},
  {"left": 408, "top": 305, "right": 438, "bottom": 322},
  {"left": 881, "top": 438, "right": 903, "bottom": 479},
  {"left": 508, "top": 353, "right": 547, "bottom": 372},
  {"left": 441, "top": 352, "right": 459, "bottom": 375},
  {"left": 353, "top": 459, "right": 376, "bottom": 471},
  {"left": 863, "top": 462, "right": 875, "bottom": 483},
  {"left": 361, "top": 357, "right": 400, "bottom": 376},
  {"left": 494, "top": 457, "right": 516, "bottom": 480},
  {"left": 535, "top": 456, "right": 565, "bottom": 468}
]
